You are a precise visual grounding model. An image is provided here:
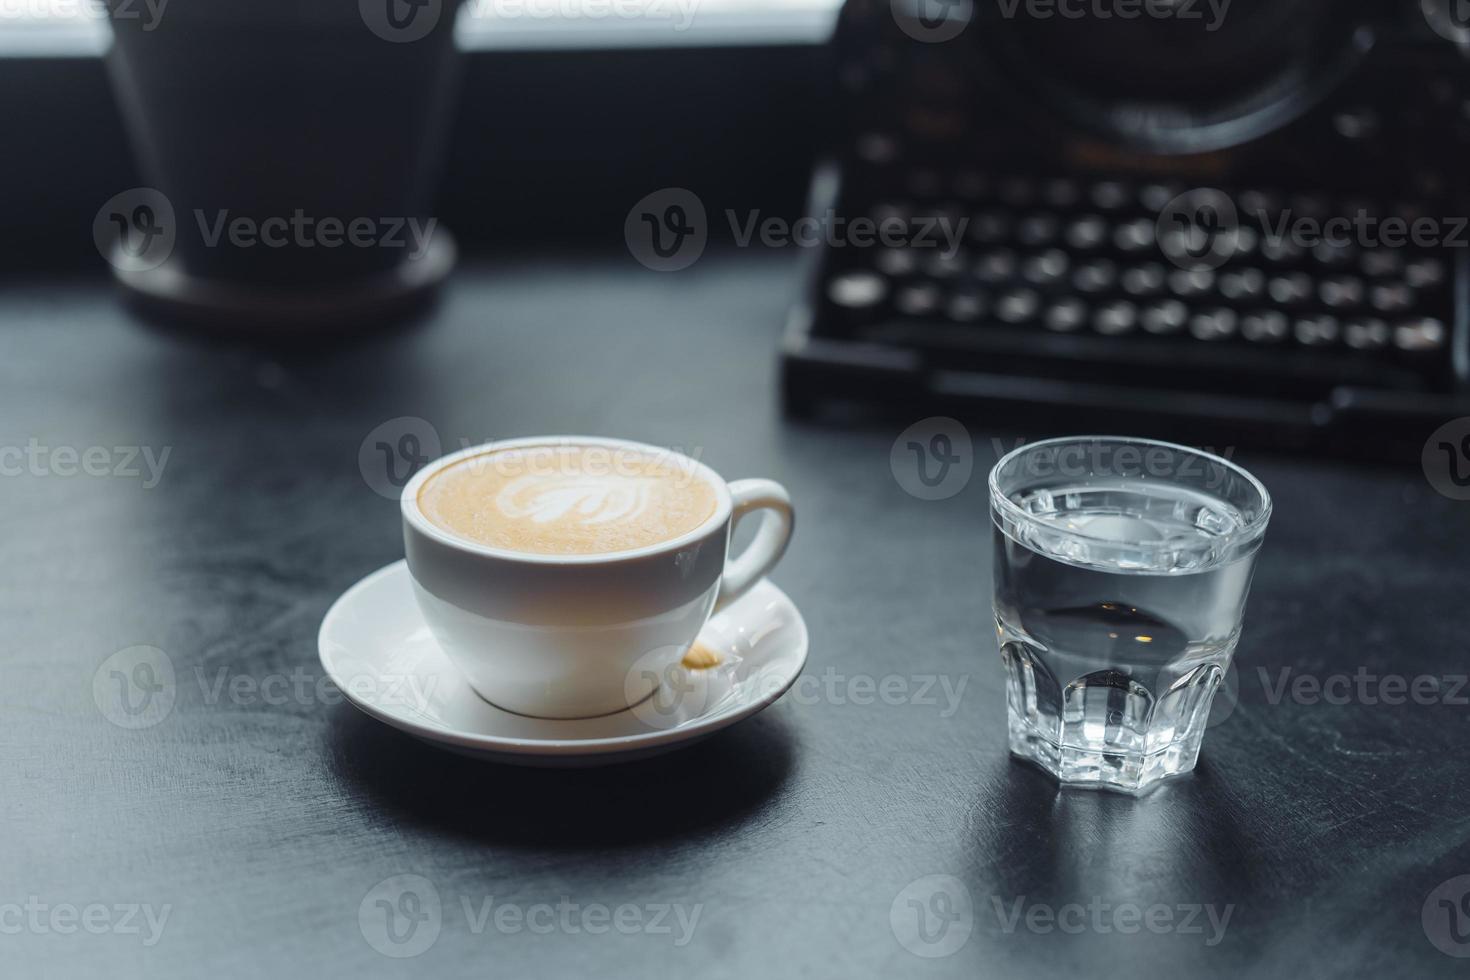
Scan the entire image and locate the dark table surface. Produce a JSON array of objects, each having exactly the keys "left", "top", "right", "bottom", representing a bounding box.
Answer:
[{"left": 5, "top": 250, "right": 1470, "bottom": 979}]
